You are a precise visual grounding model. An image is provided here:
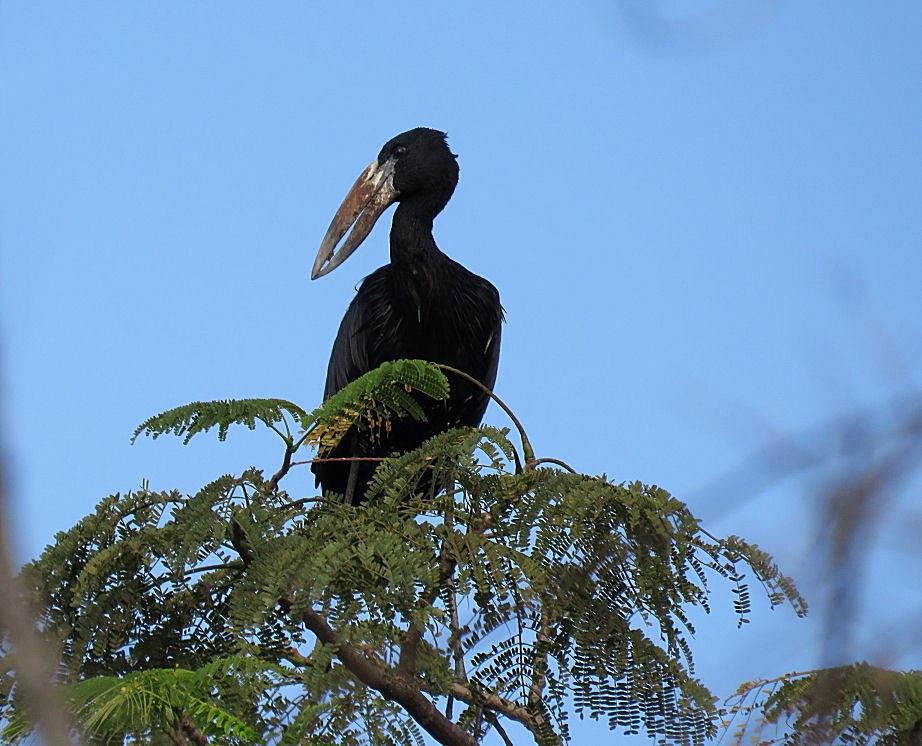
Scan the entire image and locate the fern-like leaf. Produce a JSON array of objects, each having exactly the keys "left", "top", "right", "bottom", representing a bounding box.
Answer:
[
  {"left": 133, "top": 398, "right": 310, "bottom": 444},
  {"left": 2, "top": 661, "right": 269, "bottom": 743},
  {"left": 725, "top": 664, "right": 922, "bottom": 745},
  {"left": 306, "top": 359, "right": 449, "bottom": 454},
  {"left": 131, "top": 361, "right": 449, "bottom": 456}
]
